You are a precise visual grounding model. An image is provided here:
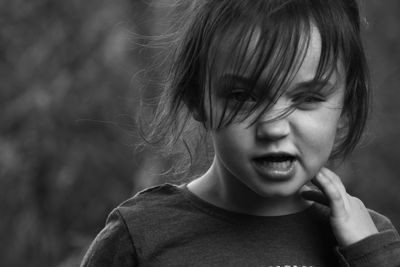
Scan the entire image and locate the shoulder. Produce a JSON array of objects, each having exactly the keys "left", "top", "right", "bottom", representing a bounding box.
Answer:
[
  {"left": 116, "top": 183, "right": 185, "bottom": 217},
  {"left": 81, "top": 184, "right": 185, "bottom": 266},
  {"left": 113, "top": 183, "right": 192, "bottom": 233},
  {"left": 124, "top": 183, "right": 183, "bottom": 203},
  {"left": 80, "top": 210, "right": 137, "bottom": 266},
  {"left": 81, "top": 184, "right": 184, "bottom": 267}
]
